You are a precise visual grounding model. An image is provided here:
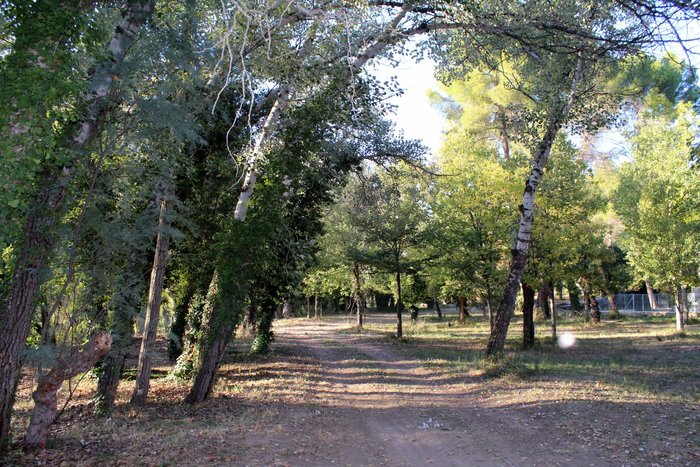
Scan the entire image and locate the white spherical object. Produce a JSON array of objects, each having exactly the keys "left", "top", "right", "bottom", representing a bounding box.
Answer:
[{"left": 557, "top": 332, "right": 577, "bottom": 349}]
